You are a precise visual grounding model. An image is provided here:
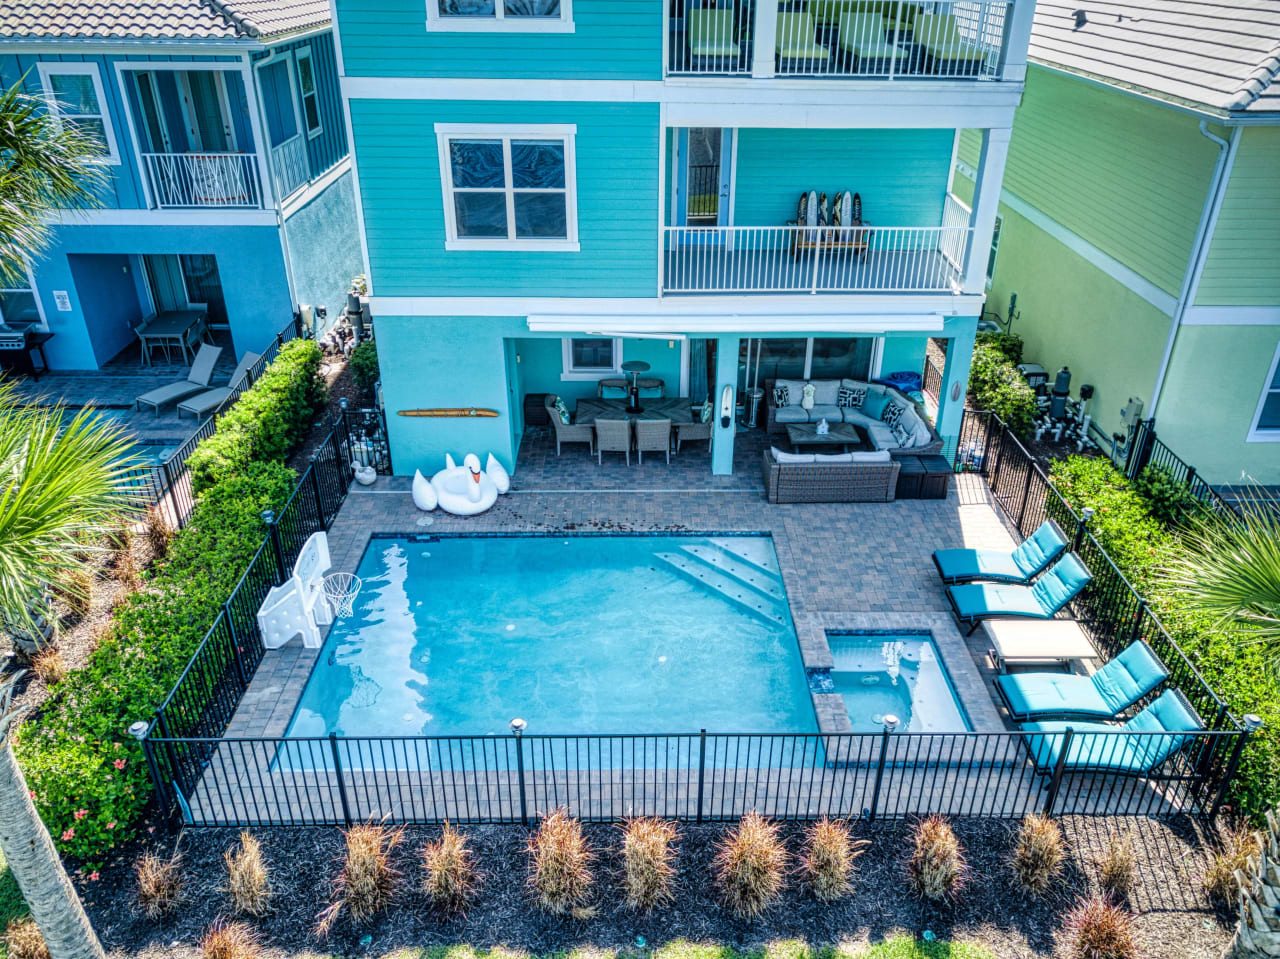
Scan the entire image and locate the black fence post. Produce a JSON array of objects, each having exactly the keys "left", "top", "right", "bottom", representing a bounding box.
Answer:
[
  {"left": 512, "top": 720, "right": 529, "bottom": 826},
  {"left": 155, "top": 708, "right": 186, "bottom": 802},
  {"left": 380, "top": 409, "right": 393, "bottom": 475},
  {"left": 1017, "top": 460, "right": 1035, "bottom": 530},
  {"left": 1128, "top": 599, "right": 1148, "bottom": 644},
  {"left": 261, "top": 510, "right": 287, "bottom": 584},
  {"left": 696, "top": 729, "right": 707, "bottom": 823},
  {"left": 1071, "top": 507, "right": 1094, "bottom": 554},
  {"left": 310, "top": 456, "right": 324, "bottom": 527},
  {"left": 867, "top": 715, "right": 898, "bottom": 822},
  {"left": 134, "top": 719, "right": 170, "bottom": 822},
  {"left": 329, "top": 733, "right": 353, "bottom": 827},
  {"left": 222, "top": 603, "right": 247, "bottom": 688},
  {"left": 988, "top": 420, "right": 1008, "bottom": 493},
  {"left": 1210, "top": 716, "right": 1262, "bottom": 820},
  {"left": 1043, "top": 728, "right": 1074, "bottom": 815}
]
